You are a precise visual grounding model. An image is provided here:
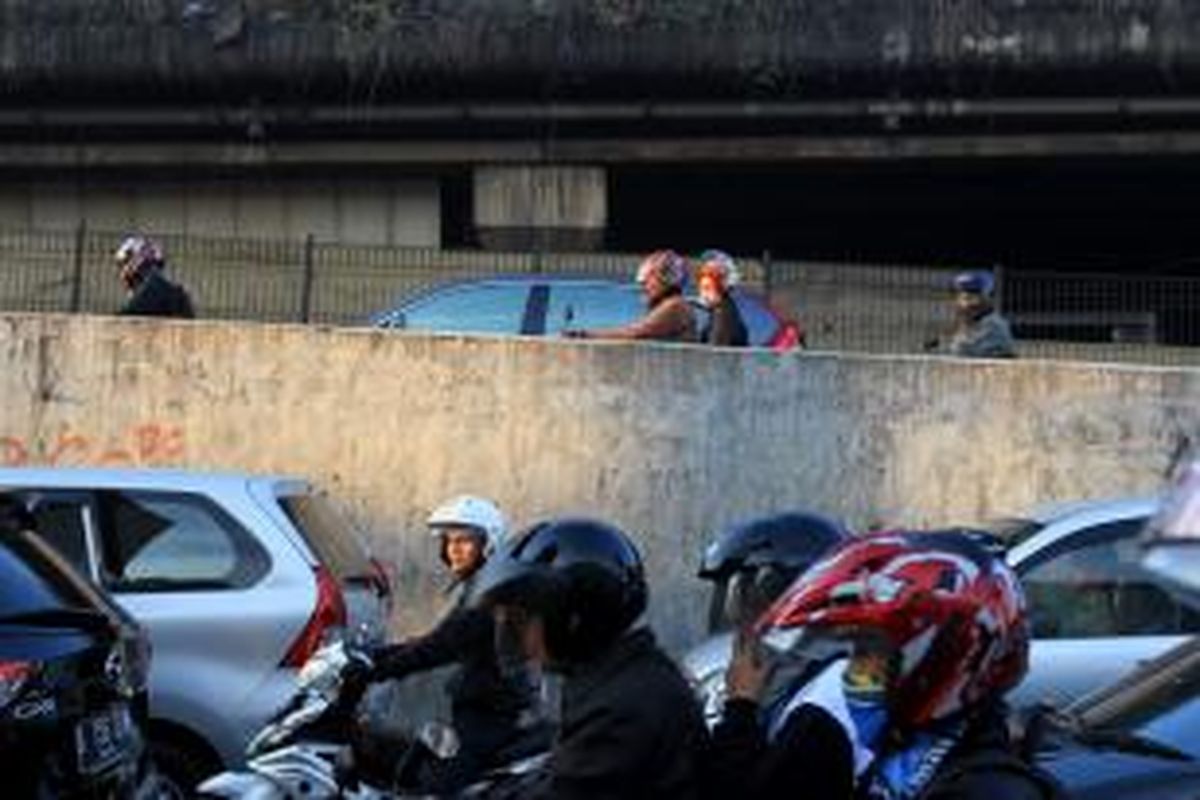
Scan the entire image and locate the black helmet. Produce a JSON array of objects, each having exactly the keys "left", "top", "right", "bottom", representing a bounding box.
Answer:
[
  {"left": 699, "top": 511, "right": 849, "bottom": 632},
  {"left": 473, "top": 517, "right": 648, "bottom": 668}
]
